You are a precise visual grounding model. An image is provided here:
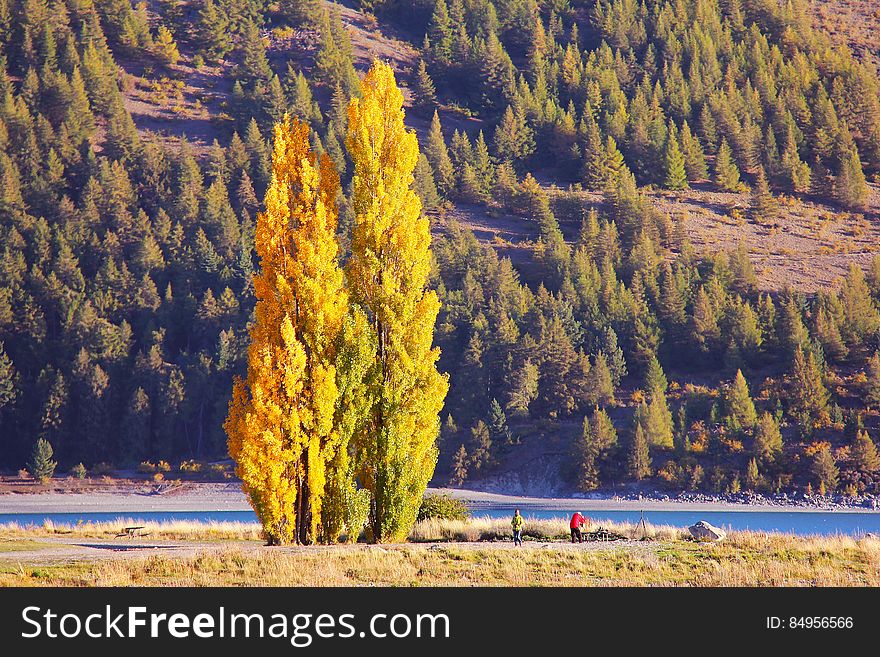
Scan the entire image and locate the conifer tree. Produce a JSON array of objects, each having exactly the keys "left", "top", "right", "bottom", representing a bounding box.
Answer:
[
  {"left": 851, "top": 430, "right": 880, "bottom": 473},
  {"left": 627, "top": 422, "right": 651, "bottom": 480},
  {"left": 680, "top": 120, "right": 708, "bottom": 180},
  {"left": 742, "top": 457, "right": 759, "bottom": 491},
  {"left": 493, "top": 105, "right": 534, "bottom": 164},
  {"left": 487, "top": 398, "right": 512, "bottom": 445},
  {"left": 153, "top": 26, "right": 179, "bottom": 67},
  {"left": 198, "top": 0, "right": 231, "bottom": 61},
  {"left": 753, "top": 411, "right": 782, "bottom": 461},
  {"left": 449, "top": 444, "right": 468, "bottom": 485},
  {"left": 413, "top": 153, "right": 440, "bottom": 210},
  {"left": 714, "top": 139, "right": 742, "bottom": 192},
  {"left": 411, "top": 59, "right": 437, "bottom": 116},
  {"left": 834, "top": 144, "right": 868, "bottom": 211},
  {"left": 791, "top": 347, "right": 830, "bottom": 431},
  {"left": 580, "top": 106, "right": 608, "bottom": 189},
  {"left": 725, "top": 369, "right": 757, "bottom": 431},
  {"left": 27, "top": 438, "right": 56, "bottom": 482},
  {"left": 424, "top": 111, "right": 455, "bottom": 196},
  {"left": 780, "top": 125, "right": 810, "bottom": 192},
  {"left": 811, "top": 446, "right": 838, "bottom": 493},
  {"left": 574, "top": 415, "right": 600, "bottom": 491},
  {"left": 751, "top": 165, "right": 778, "bottom": 223},
  {"left": 662, "top": 123, "right": 688, "bottom": 190},
  {"left": 506, "top": 359, "right": 539, "bottom": 417},
  {"left": 864, "top": 351, "right": 880, "bottom": 409},
  {"left": 345, "top": 62, "right": 449, "bottom": 543},
  {"left": 226, "top": 116, "right": 350, "bottom": 545},
  {"left": 839, "top": 263, "right": 880, "bottom": 348}
]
